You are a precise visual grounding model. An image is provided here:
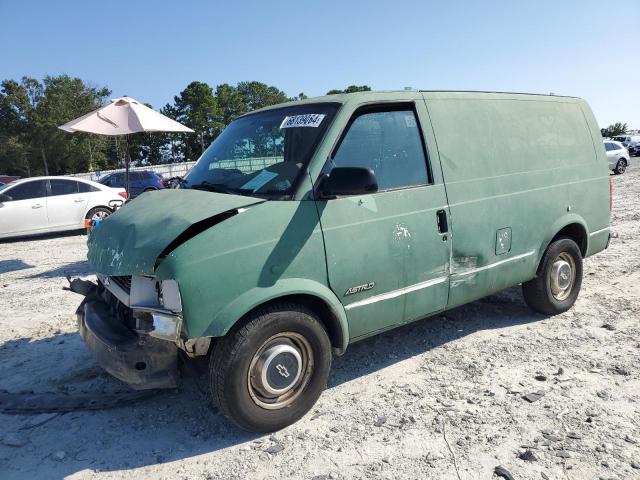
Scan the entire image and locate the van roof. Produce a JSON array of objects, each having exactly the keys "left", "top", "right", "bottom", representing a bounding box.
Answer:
[{"left": 246, "top": 90, "right": 583, "bottom": 116}]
